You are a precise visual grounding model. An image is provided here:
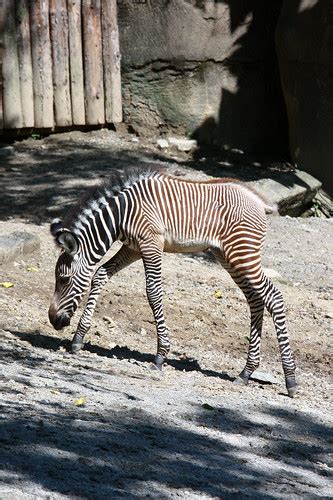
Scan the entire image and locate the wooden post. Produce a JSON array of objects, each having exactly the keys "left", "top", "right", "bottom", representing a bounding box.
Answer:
[
  {"left": 30, "top": 0, "right": 54, "bottom": 128},
  {"left": 102, "top": 0, "right": 122, "bottom": 123},
  {"left": 49, "top": 0, "right": 72, "bottom": 126},
  {"left": 0, "top": 41, "right": 3, "bottom": 130},
  {"left": 67, "top": 0, "right": 85, "bottom": 125},
  {"left": 2, "top": 0, "right": 23, "bottom": 129},
  {"left": 0, "top": 4, "right": 4, "bottom": 130},
  {"left": 16, "top": 0, "right": 34, "bottom": 128},
  {"left": 82, "top": 0, "right": 105, "bottom": 125}
]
